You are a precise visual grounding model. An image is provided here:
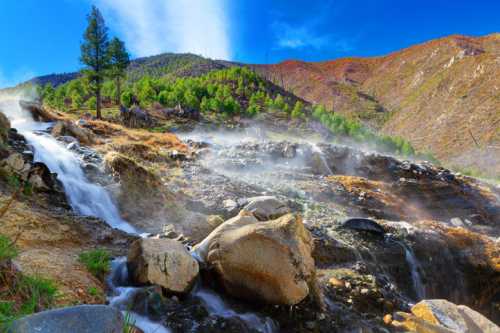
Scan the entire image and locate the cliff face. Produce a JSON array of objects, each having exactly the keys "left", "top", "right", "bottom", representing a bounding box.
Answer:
[{"left": 256, "top": 34, "right": 500, "bottom": 176}]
